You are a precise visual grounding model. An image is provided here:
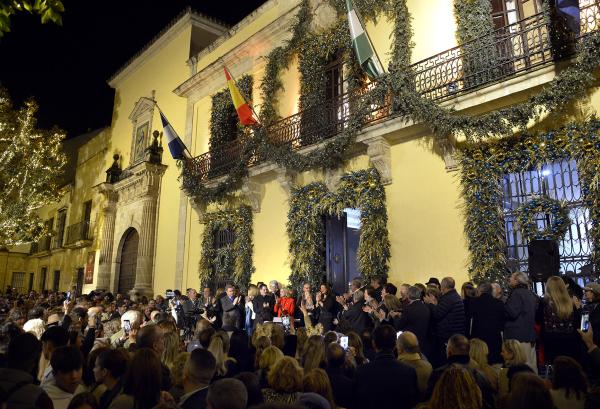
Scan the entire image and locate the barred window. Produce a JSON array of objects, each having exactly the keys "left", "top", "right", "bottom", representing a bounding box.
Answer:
[{"left": 502, "top": 159, "right": 593, "bottom": 285}]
